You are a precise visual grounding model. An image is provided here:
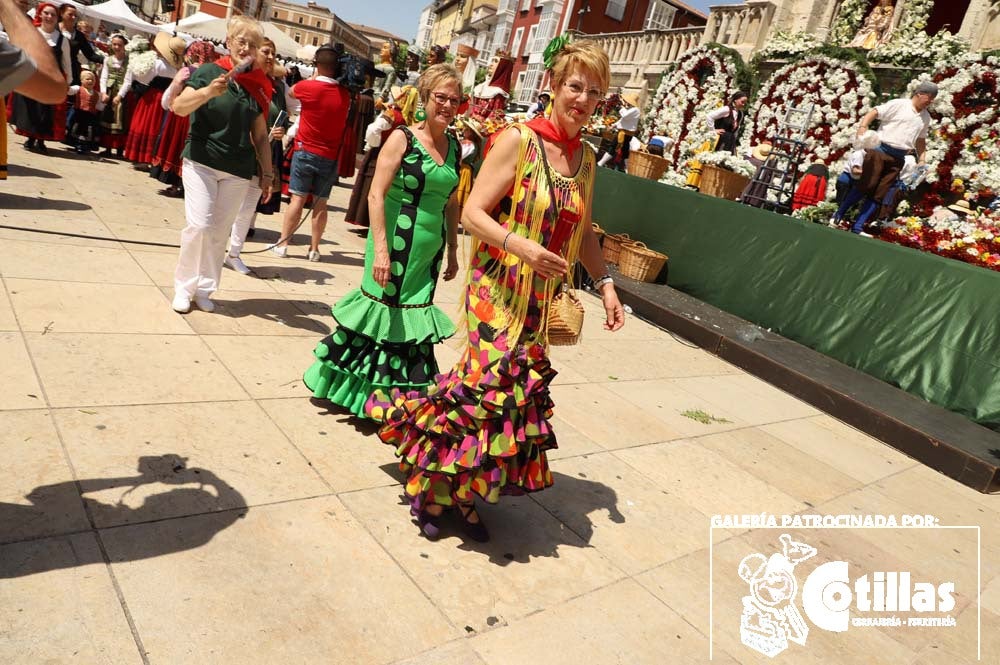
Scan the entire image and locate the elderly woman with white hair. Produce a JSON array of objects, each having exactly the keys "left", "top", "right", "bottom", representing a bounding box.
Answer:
[{"left": 169, "top": 16, "right": 274, "bottom": 314}]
